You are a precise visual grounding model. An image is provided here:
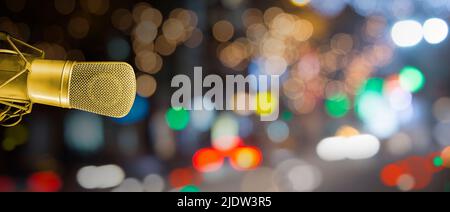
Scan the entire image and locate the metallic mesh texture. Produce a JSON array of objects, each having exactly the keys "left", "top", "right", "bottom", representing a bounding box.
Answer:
[{"left": 68, "top": 62, "right": 136, "bottom": 118}]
